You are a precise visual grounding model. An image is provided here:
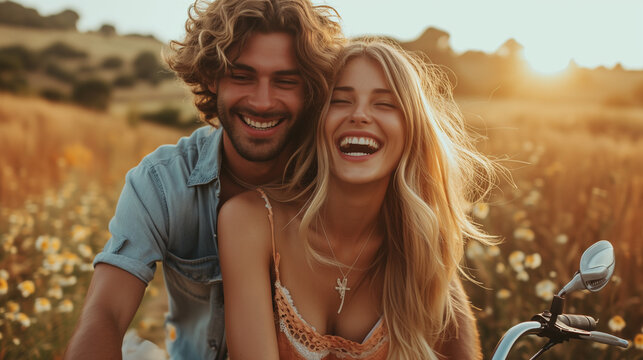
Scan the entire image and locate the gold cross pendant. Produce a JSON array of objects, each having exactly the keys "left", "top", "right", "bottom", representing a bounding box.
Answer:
[{"left": 335, "top": 276, "right": 350, "bottom": 314}]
